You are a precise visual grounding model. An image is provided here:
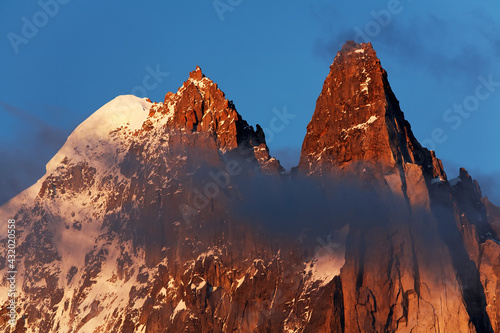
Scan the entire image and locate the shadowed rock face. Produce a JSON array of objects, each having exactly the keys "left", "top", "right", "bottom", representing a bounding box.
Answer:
[
  {"left": 1, "top": 43, "right": 499, "bottom": 333},
  {"left": 299, "top": 41, "right": 499, "bottom": 332},
  {"left": 299, "top": 42, "right": 445, "bottom": 199},
  {"left": 0, "top": 67, "right": 344, "bottom": 333}
]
